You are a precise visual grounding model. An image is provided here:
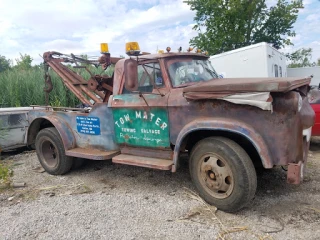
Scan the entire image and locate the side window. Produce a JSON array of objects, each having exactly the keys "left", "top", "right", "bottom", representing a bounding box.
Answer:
[
  {"left": 123, "top": 62, "right": 164, "bottom": 94},
  {"left": 274, "top": 64, "right": 278, "bottom": 77},
  {"left": 279, "top": 66, "right": 282, "bottom": 77}
]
